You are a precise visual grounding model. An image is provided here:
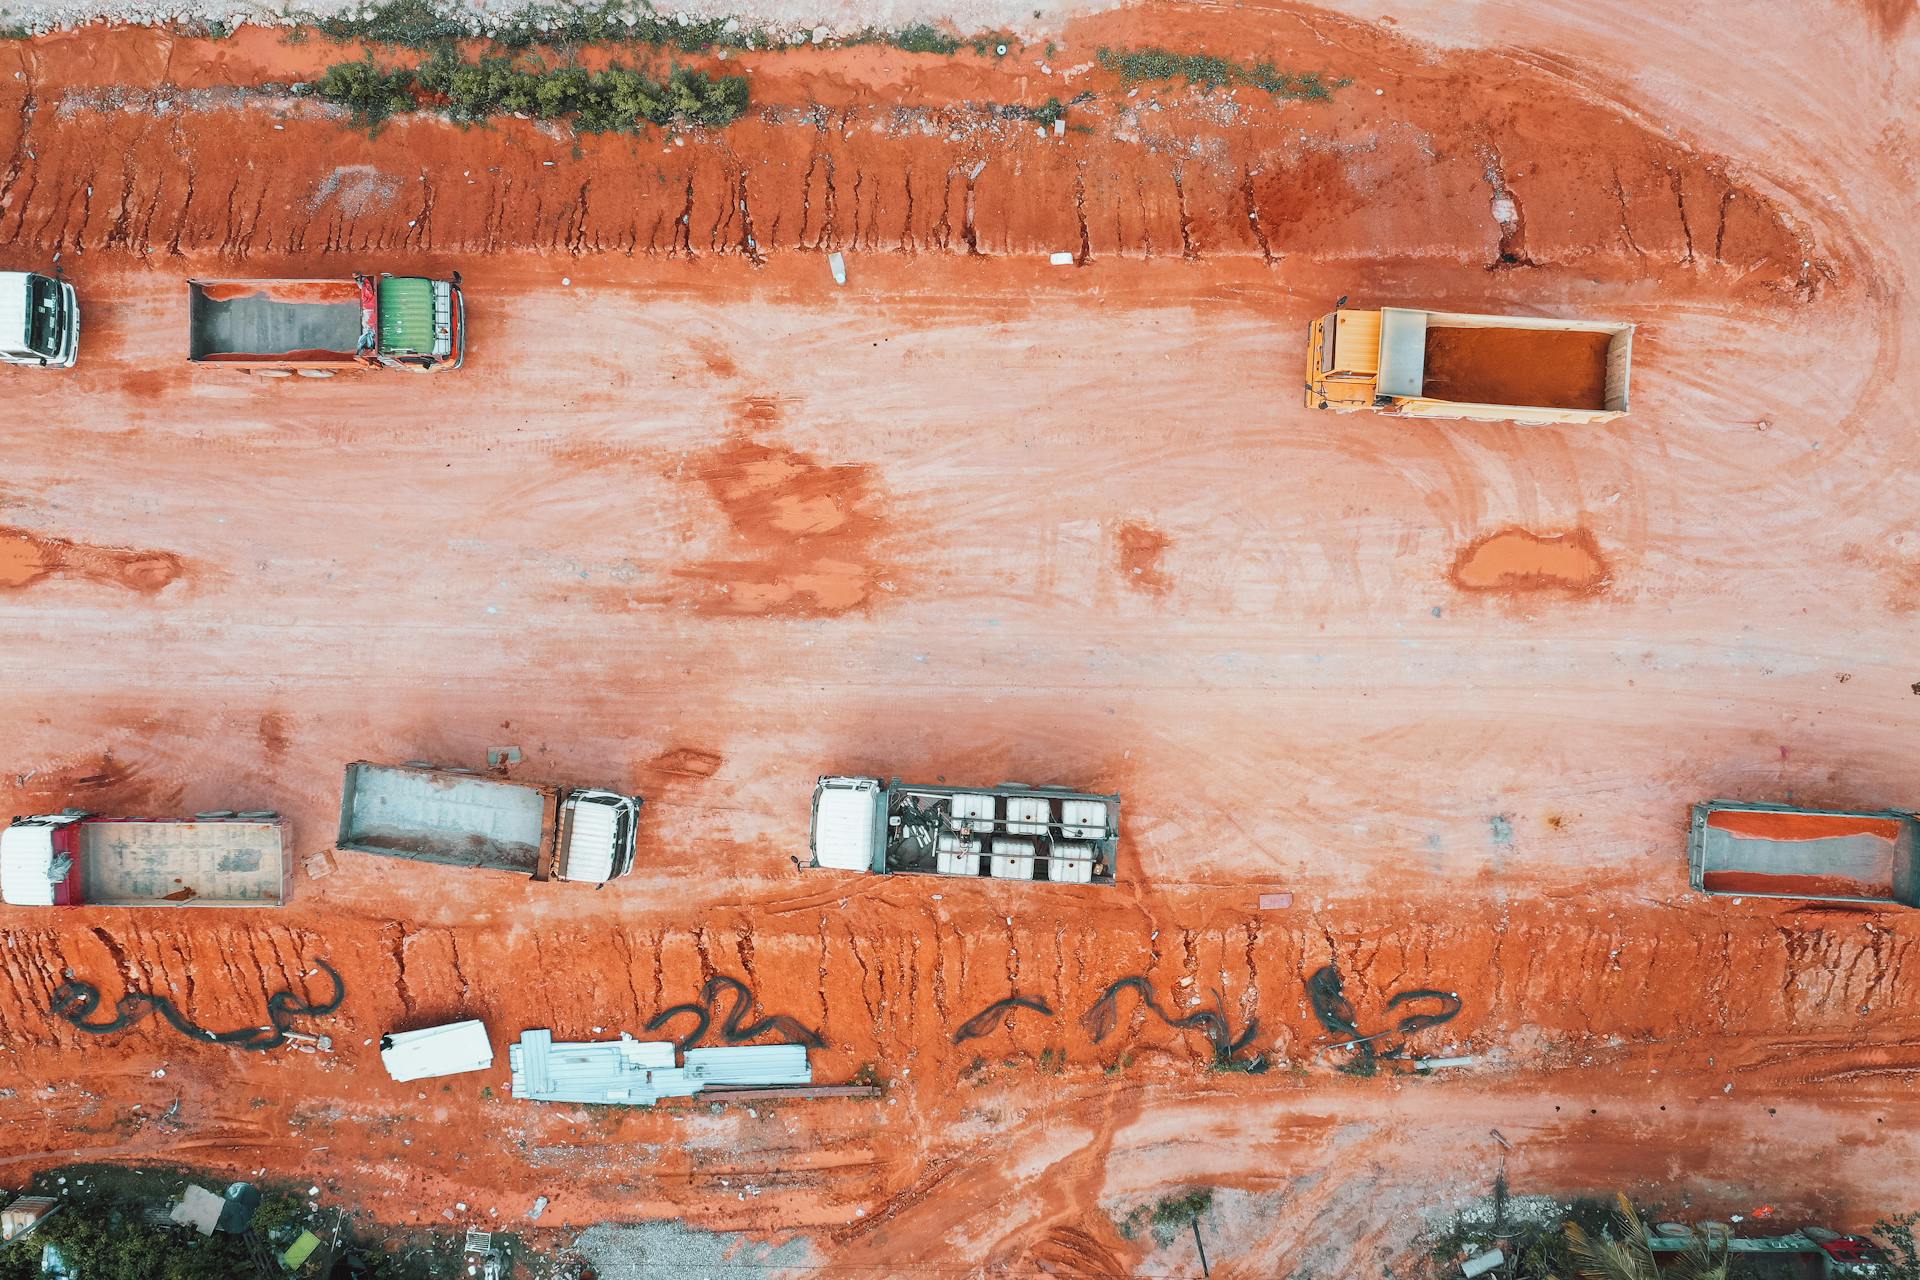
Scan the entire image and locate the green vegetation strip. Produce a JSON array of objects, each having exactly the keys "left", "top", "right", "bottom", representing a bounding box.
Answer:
[
  {"left": 306, "top": 0, "right": 774, "bottom": 50},
  {"left": 300, "top": 0, "right": 1001, "bottom": 56},
  {"left": 1097, "top": 46, "right": 1349, "bottom": 100},
  {"left": 306, "top": 52, "right": 749, "bottom": 130}
]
